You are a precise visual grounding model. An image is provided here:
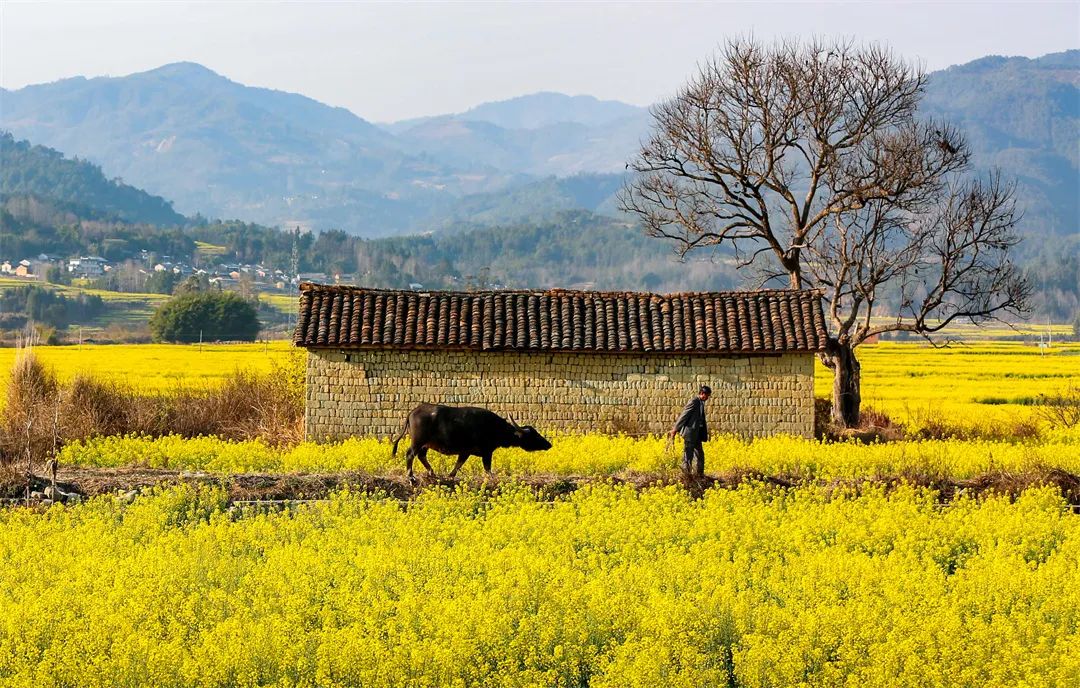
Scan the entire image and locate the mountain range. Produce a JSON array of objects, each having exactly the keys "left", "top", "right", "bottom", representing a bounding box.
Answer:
[{"left": 1, "top": 51, "right": 1077, "bottom": 238}]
